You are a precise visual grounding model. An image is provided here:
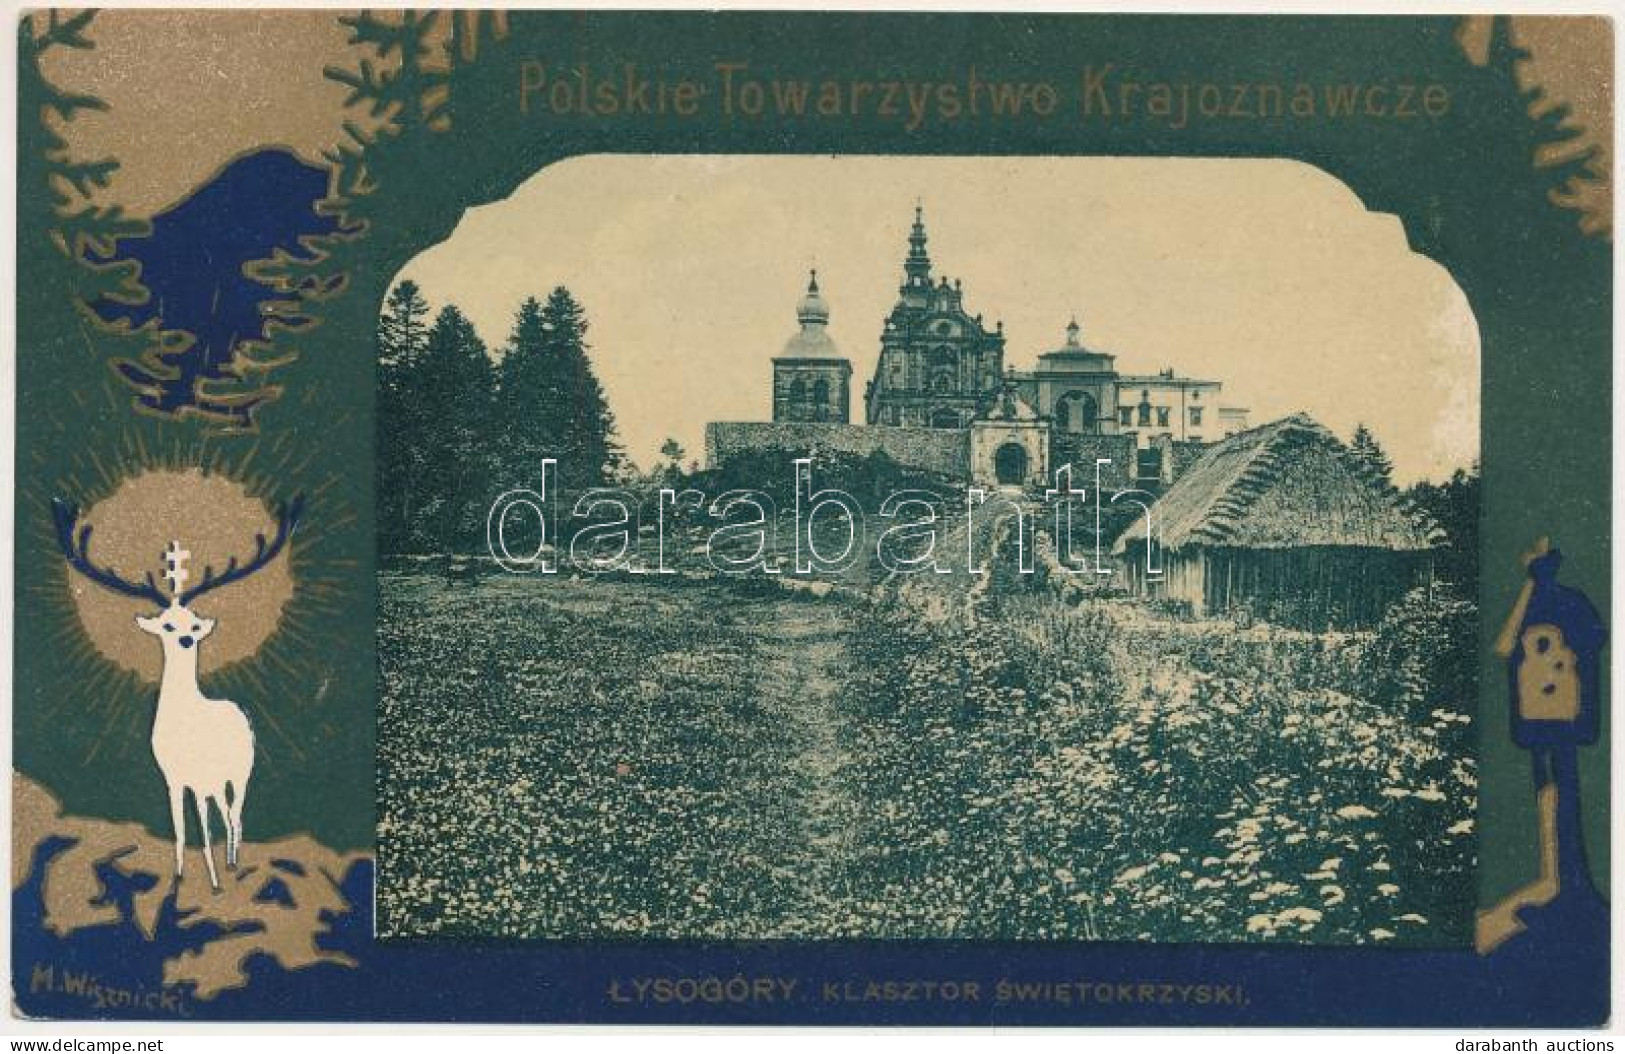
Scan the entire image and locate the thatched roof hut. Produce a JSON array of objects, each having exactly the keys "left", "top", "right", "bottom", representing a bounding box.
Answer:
[{"left": 1113, "top": 413, "right": 1443, "bottom": 627}]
